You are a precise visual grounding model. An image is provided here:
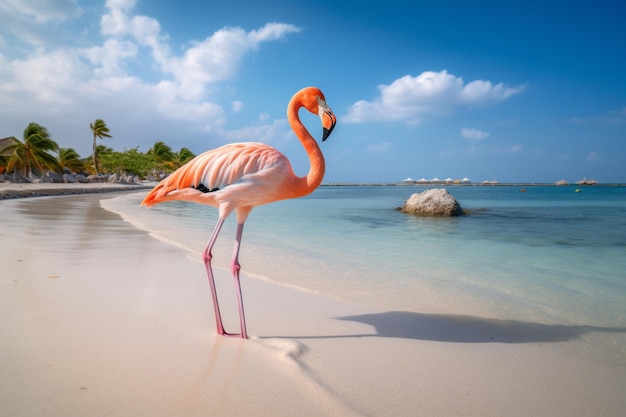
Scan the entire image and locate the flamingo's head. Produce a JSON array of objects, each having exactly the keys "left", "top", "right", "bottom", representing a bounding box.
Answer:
[
  {"left": 297, "top": 87, "right": 337, "bottom": 142},
  {"left": 318, "top": 96, "right": 336, "bottom": 142}
]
